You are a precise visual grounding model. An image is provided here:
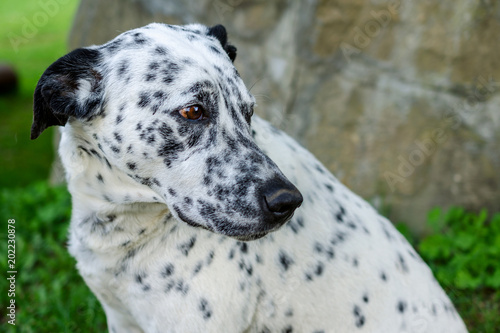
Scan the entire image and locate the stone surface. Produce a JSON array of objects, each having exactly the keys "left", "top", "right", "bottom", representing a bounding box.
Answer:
[{"left": 67, "top": 0, "right": 500, "bottom": 235}]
